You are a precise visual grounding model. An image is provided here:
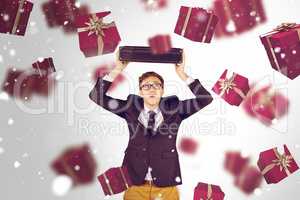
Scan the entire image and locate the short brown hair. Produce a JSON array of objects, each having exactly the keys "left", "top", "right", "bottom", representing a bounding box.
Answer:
[{"left": 139, "top": 71, "right": 164, "bottom": 89}]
